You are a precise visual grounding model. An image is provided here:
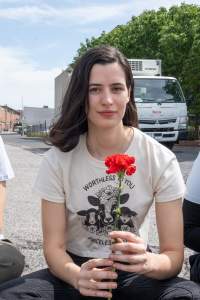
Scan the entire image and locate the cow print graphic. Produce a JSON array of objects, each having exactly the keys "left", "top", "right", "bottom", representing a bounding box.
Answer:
[{"left": 77, "top": 185, "right": 138, "bottom": 236}]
